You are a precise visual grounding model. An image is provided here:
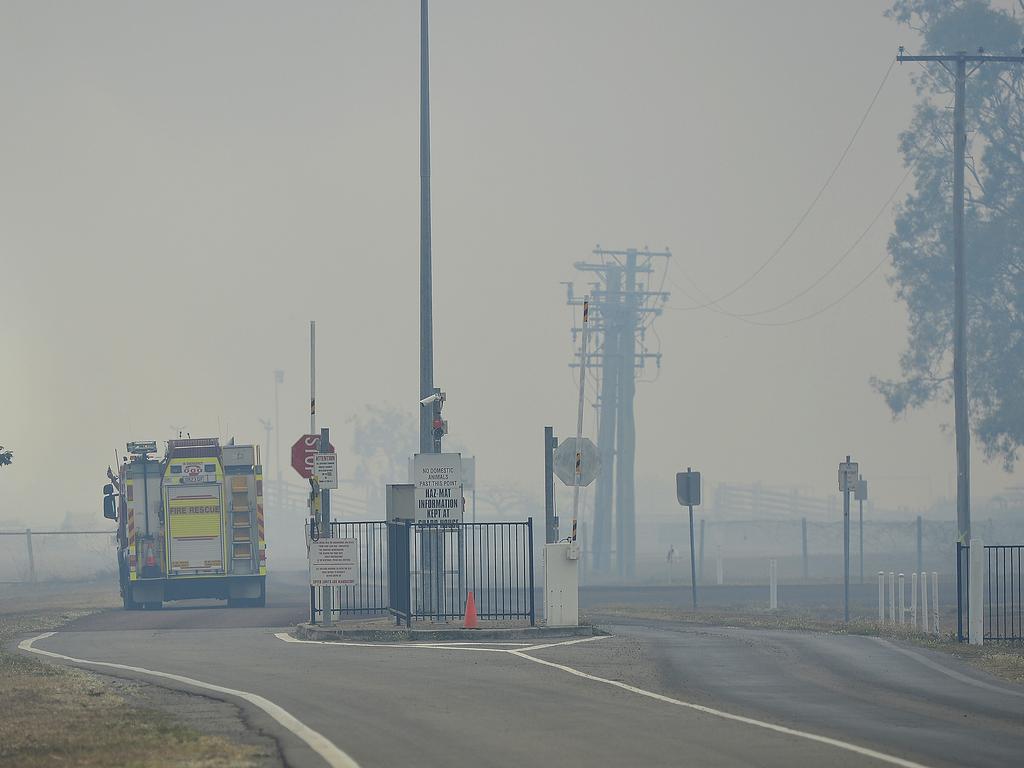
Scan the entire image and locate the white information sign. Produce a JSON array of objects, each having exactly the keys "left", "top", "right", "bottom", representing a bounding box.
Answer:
[
  {"left": 313, "top": 452, "right": 338, "bottom": 490},
  {"left": 838, "top": 461, "right": 859, "bottom": 493},
  {"left": 309, "top": 538, "right": 358, "bottom": 586},
  {"left": 413, "top": 453, "right": 464, "bottom": 525}
]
